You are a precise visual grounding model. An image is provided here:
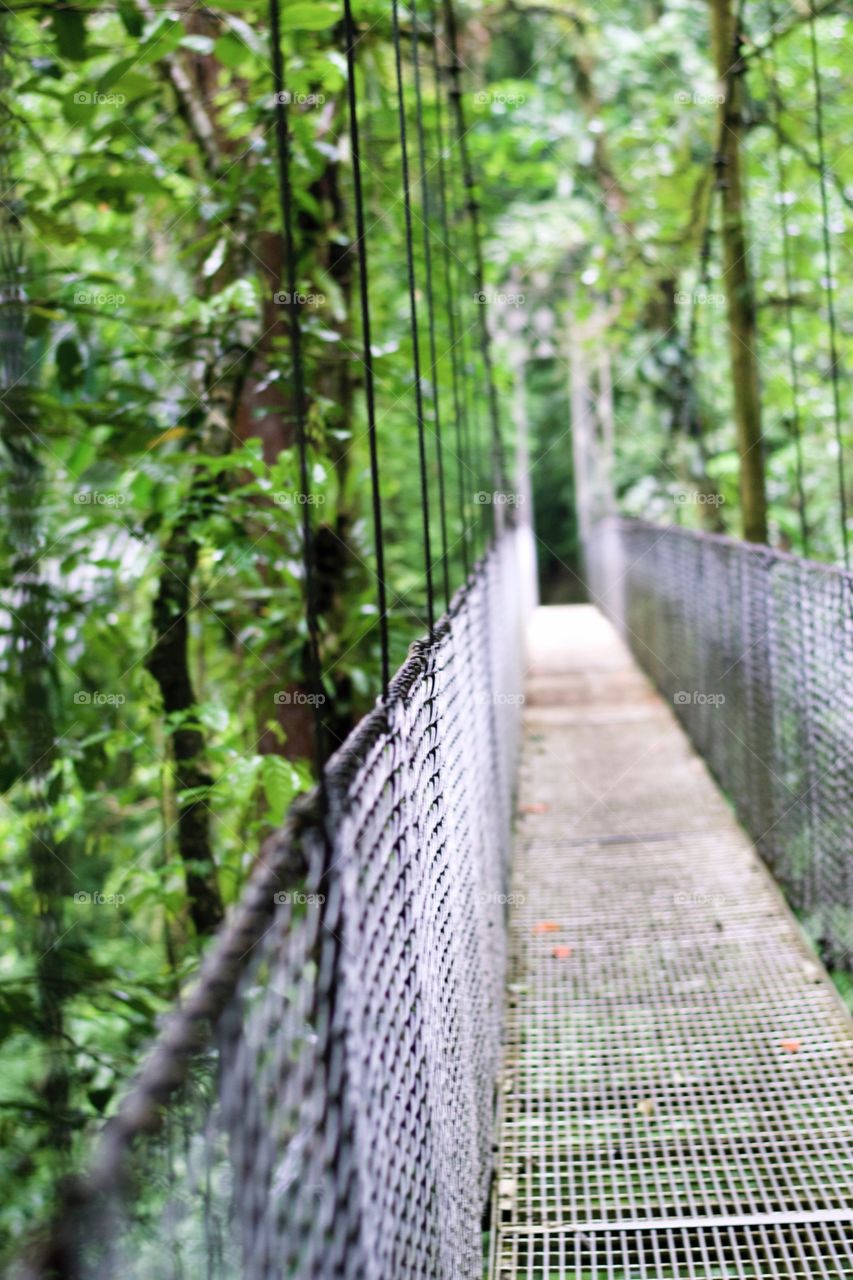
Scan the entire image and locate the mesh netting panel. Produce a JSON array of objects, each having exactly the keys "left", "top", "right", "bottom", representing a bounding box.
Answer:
[
  {"left": 21, "top": 530, "right": 530, "bottom": 1280},
  {"left": 589, "top": 517, "right": 852, "bottom": 967}
]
